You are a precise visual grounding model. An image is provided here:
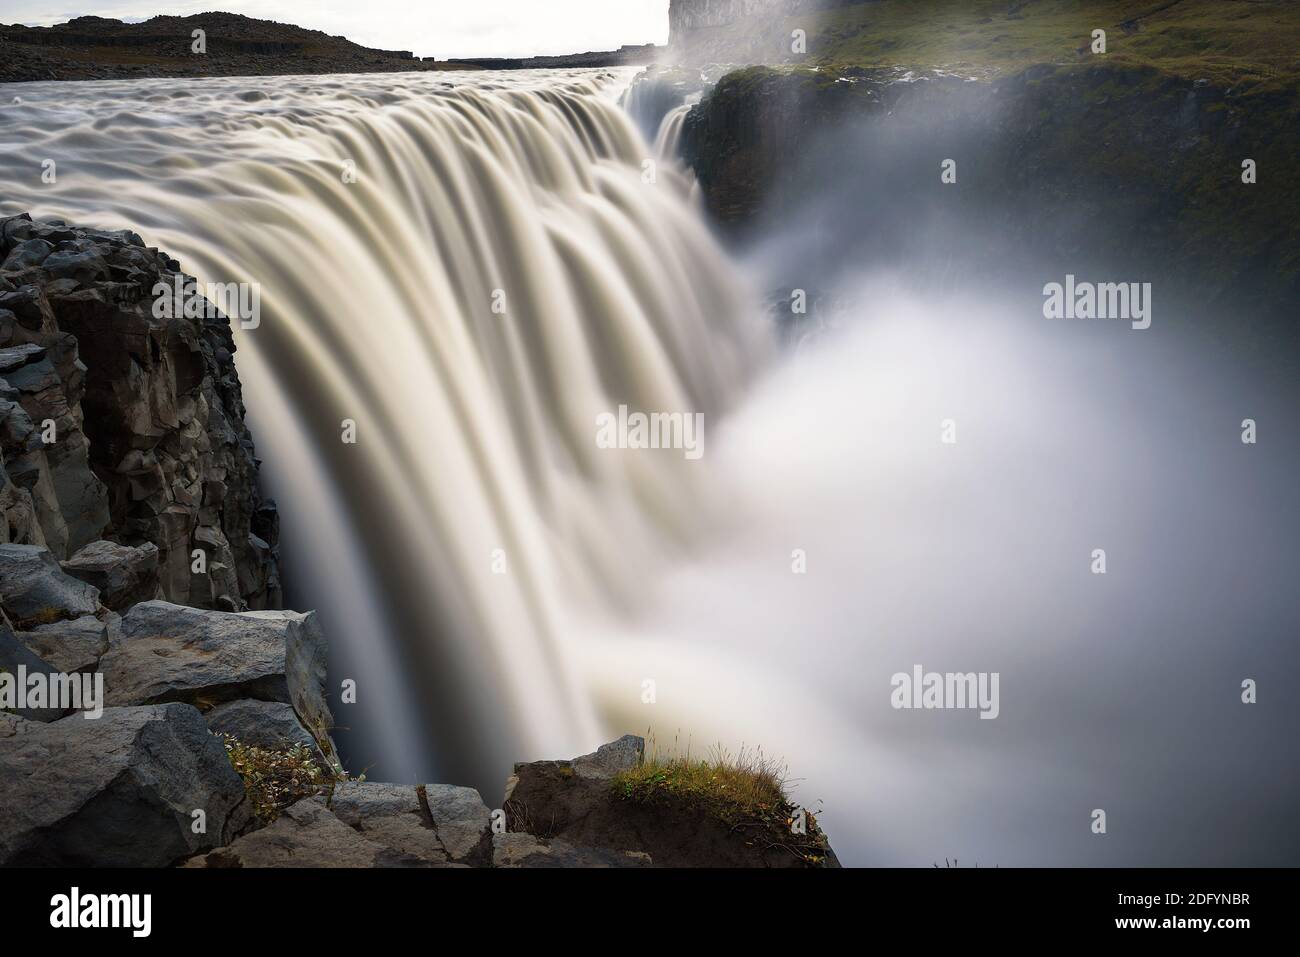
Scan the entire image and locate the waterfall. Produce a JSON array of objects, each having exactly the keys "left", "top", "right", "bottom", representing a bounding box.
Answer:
[
  {"left": 654, "top": 104, "right": 692, "bottom": 160},
  {"left": 0, "top": 69, "right": 768, "bottom": 790}
]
